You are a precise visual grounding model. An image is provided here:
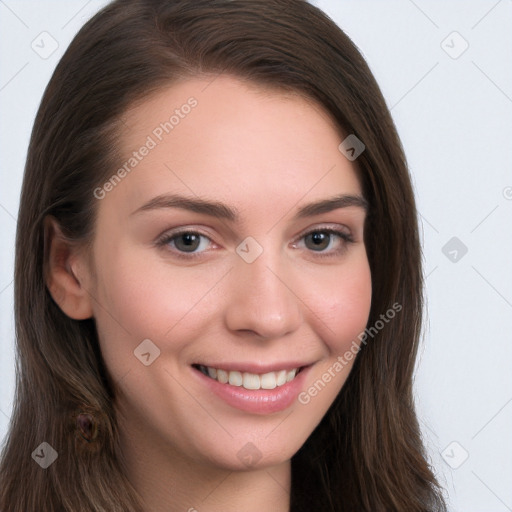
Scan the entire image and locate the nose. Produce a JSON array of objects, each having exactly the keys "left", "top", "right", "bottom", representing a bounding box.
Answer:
[{"left": 223, "top": 247, "right": 303, "bottom": 339}]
